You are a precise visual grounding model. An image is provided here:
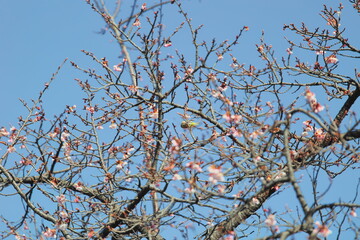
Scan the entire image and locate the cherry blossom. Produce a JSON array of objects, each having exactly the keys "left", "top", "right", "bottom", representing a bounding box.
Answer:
[
  {"left": 148, "top": 107, "right": 159, "bottom": 119},
  {"left": 113, "top": 64, "right": 122, "bottom": 72},
  {"left": 116, "top": 160, "right": 128, "bottom": 170},
  {"left": 350, "top": 209, "right": 357, "bottom": 217},
  {"left": 208, "top": 165, "right": 225, "bottom": 184},
  {"left": 109, "top": 121, "right": 117, "bottom": 129},
  {"left": 316, "top": 50, "right": 326, "bottom": 55},
  {"left": 128, "top": 85, "right": 138, "bottom": 93},
  {"left": 184, "top": 187, "right": 196, "bottom": 194},
  {"left": 56, "top": 194, "right": 66, "bottom": 205},
  {"left": 252, "top": 197, "right": 260, "bottom": 205},
  {"left": 86, "top": 106, "right": 95, "bottom": 114},
  {"left": 61, "top": 131, "right": 70, "bottom": 141},
  {"left": 216, "top": 52, "right": 223, "bottom": 61},
  {"left": 325, "top": 55, "right": 338, "bottom": 64},
  {"left": 186, "top": 161, "right": 203, "bottom": 172},
  {"left": 305, "top": 87, "right": 324, "bottom": 113},
  {"left": 133, "top": 18, "right": 141, "bottom": 27},
  {"left": 314, "top": 128, "right": 326, "bottom": 141},
  {"left": 43, "top": 228, "right": 56, "bottom": 238},
  {"left": 73, "top": 182, "right": 84, "bottom": 191},
  {"left": 264, "top": 214, "right": 277, "bottom": 227},
  {"left": 172, "top": 173, "right": 182, "bottom": 180},
  {"left": 59, "top": 211, "right": 68, "bottom": 219},
  {"left": 0, "top": 127, "right": 10, "bottom": 137},
  {"left": 286, "top": 48, "right": 293, "bottom": 55},
  {"left": 170, "top": 137, "right": 182, "bottom": 154},
  {"left": 313, "top": 221, "right": 332, "bottom": 237},
  {"left": 7, "top": 146, "right": 16, "bottom": 153}
]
